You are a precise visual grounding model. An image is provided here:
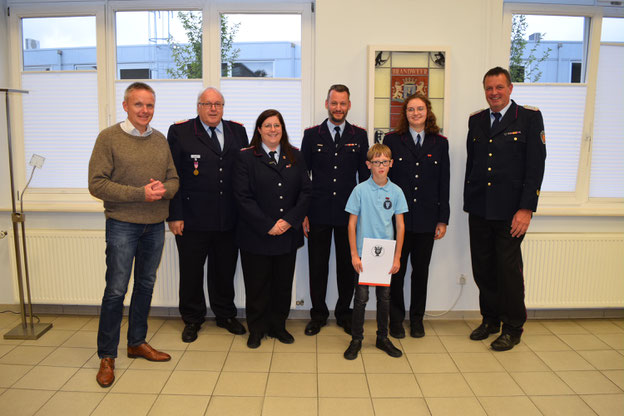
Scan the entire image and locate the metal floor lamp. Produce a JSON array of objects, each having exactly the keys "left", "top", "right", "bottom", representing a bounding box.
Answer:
[{"left": 2, "top": 88, "right": 53, "bottom": 340}]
